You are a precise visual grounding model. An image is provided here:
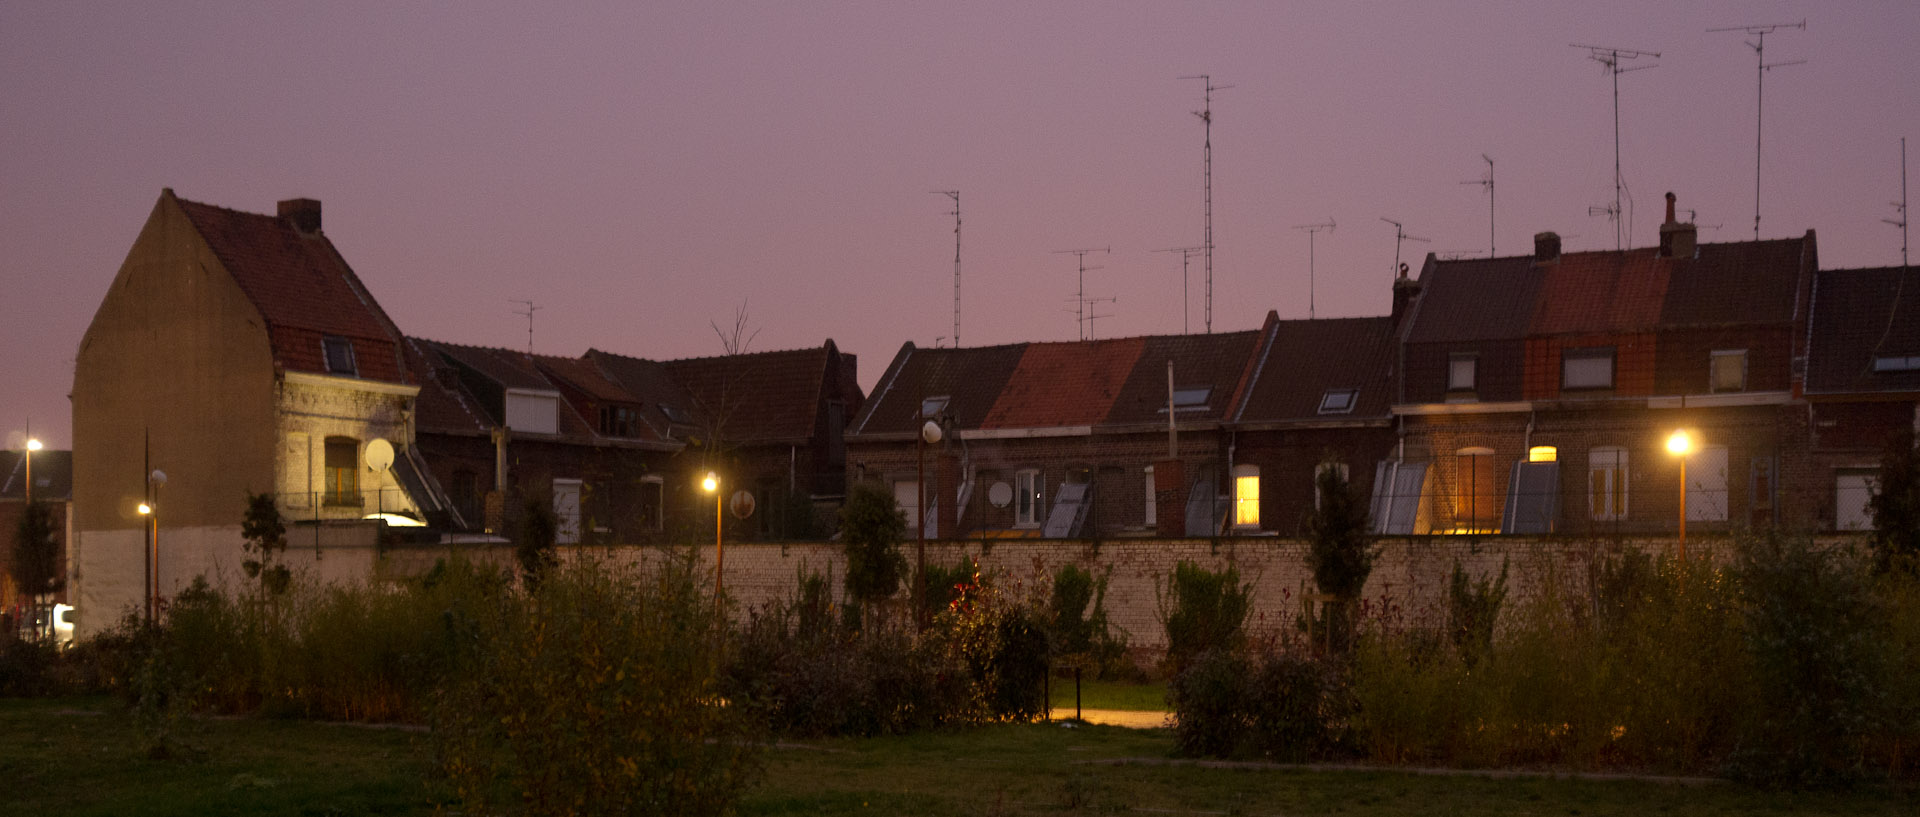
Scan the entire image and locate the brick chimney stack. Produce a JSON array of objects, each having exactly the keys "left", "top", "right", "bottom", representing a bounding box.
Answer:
[
  {"left": 1659, "top": 191, "right": 1697, "bottom": 258},
  {"left": 277, "top": 198, "right": 322, "bottom": 234},
  {"left": 1534, "top": 231, "right": 1561, "bottom": 261}
]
